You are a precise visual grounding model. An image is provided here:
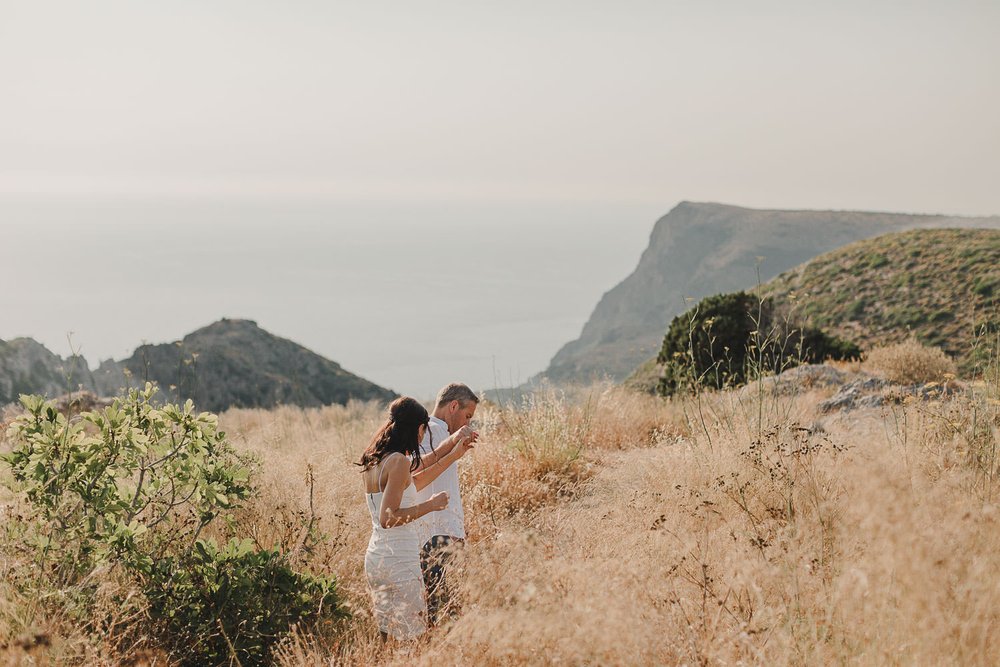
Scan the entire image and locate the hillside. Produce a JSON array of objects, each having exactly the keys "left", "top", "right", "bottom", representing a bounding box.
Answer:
[
  {"left": 762, "top": 228, "right": 1000, "bottom": 369},
  {"left": 1, "top": 320, "right": 395, "bottom": 412},
  {"left": 93, "top": 319, "right": 397, "bottom": 412},
  {"left": 539, "top": 202, "right": 1000, "bottom": 384},
  {"left": 627, "top": 228, "right": 1000, "bottom": 391}
]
